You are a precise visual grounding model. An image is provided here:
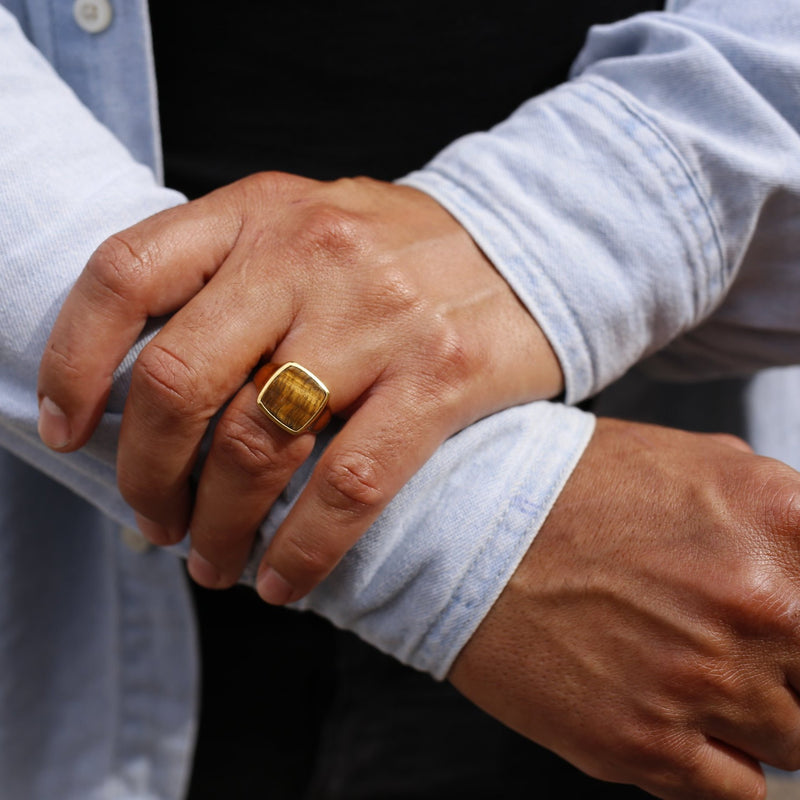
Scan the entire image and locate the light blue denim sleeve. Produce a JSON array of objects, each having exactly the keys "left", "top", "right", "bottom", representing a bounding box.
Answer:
[
  {"left": 0, "top": 7, "right": 595, "bottom": 679},
  {"left": 401, "top": 0, "right": 800, "bottom": 401},
  {"left": 6, "top": 0, "right": 799, "bottom": 681}
]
